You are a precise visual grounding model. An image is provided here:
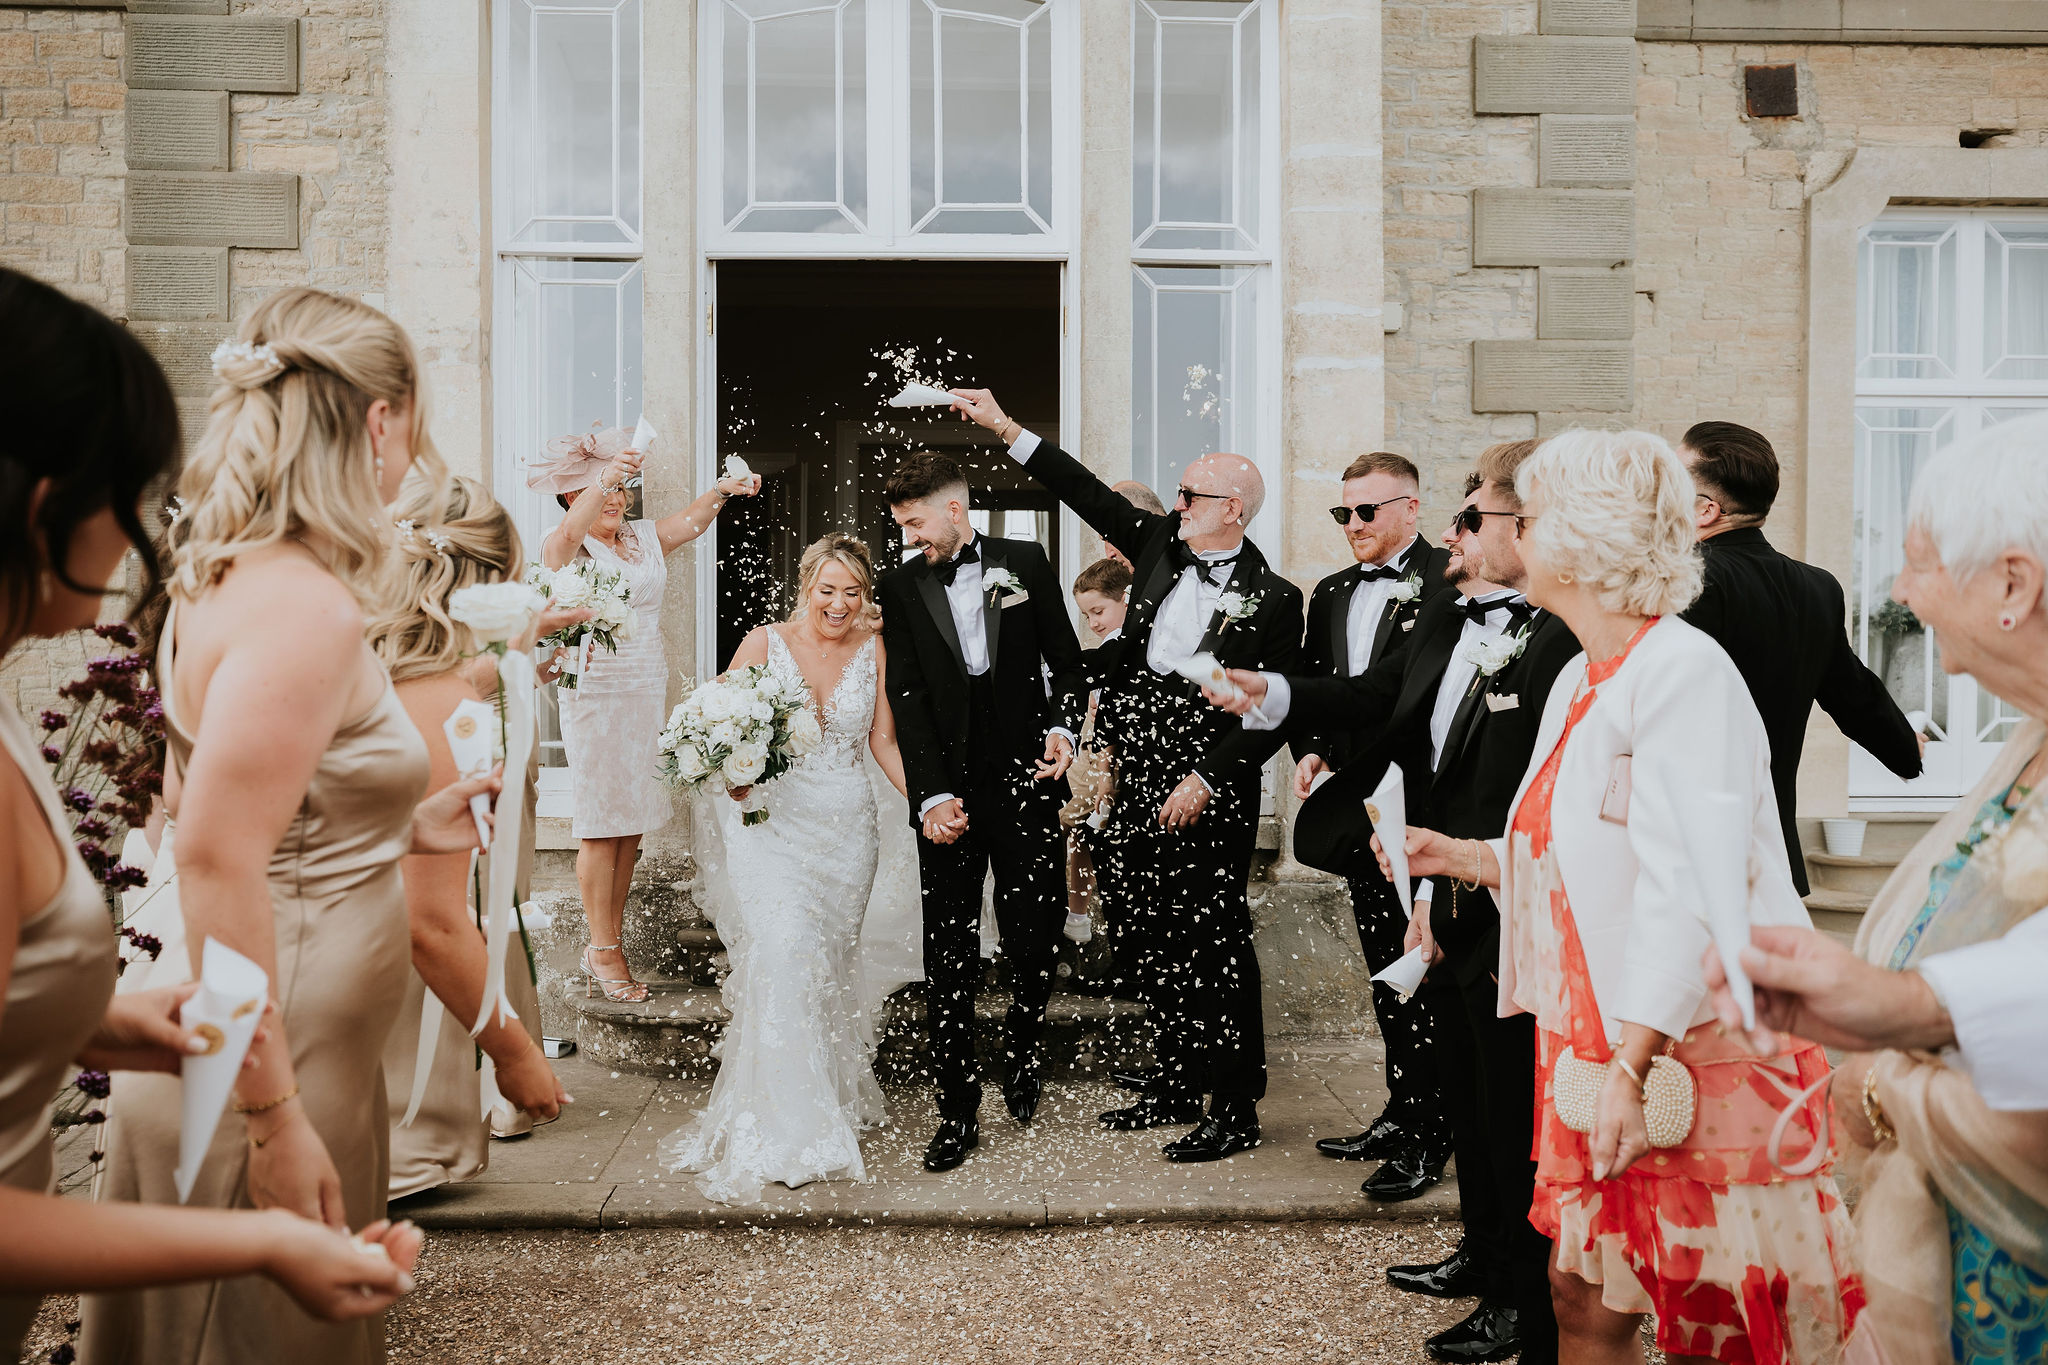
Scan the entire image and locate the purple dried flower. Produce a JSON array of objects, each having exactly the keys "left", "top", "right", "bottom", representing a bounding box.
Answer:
[
  {"left": 81, "top": 1109, "right": 105, "bottom": 1125},
  {"left": 93, "top": 621, "right": 138, "bottom": 647},
  {"left": 39, "top": 745, "right": 60, "bottom": 764},
  {"left": 101, "top": 863, "right": 147, "bottom": 892},
  {"left": 74, "top": 1069, "right": 110, "bottom": 1099},
  {"left": 74, "top": 816, "right": 110, "bottom": 839},
  {"left": 50, "top": 1344, "right": 77, "bottom": 1364},
  {"left": 121, "top": 929, "right": 163, "bottom": 960},
  {"left": 74, "top": 839, "right": 109, "bottom": 872},
  {"left": 61, "top": 788, "right": 94, "bottom": 813},
  {"left": 39, "top": 710, "right": 67, "bottom": 732},
  {"left": 57, "top": 680, "right": 92, "bottom": 703}
]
